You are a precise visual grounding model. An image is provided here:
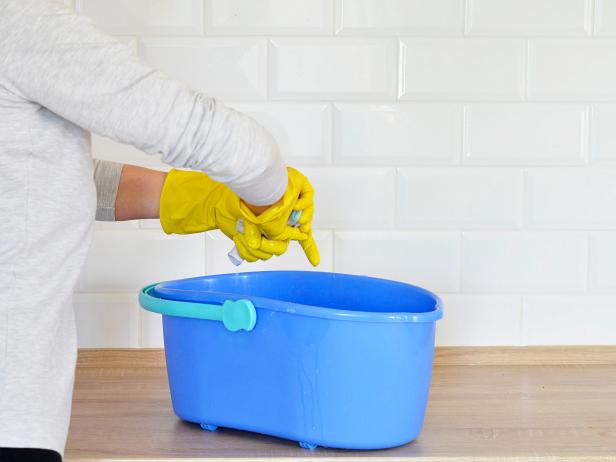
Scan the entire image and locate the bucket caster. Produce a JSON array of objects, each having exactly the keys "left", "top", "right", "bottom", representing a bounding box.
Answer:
[
  {"left": 200, "top": 423, "right": 218, "bottom": 432},
  {"left": 299, "top": 441, "right": 317, "bottom": 450}
]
